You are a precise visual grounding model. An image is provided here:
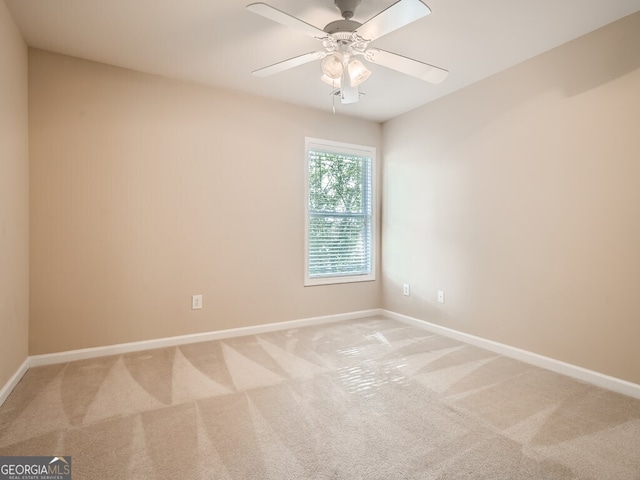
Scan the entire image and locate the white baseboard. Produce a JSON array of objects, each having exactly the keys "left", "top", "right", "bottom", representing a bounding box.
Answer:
[
  {"left": 384, "top": 309, "right": 640, "bottom": 400},
  {"left": 29, "top": 308, "right": 384, "bottom": 367},
  {"left": 17, "top": 307, "right": 638, "bottom": 403},
  {"left": 0, "top": 358, "right": 30, "bottom": 407}
]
